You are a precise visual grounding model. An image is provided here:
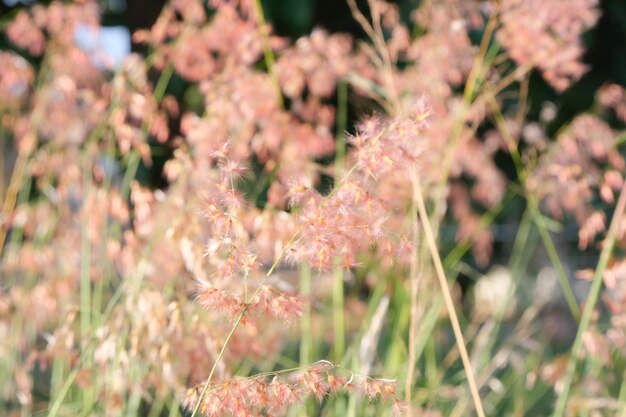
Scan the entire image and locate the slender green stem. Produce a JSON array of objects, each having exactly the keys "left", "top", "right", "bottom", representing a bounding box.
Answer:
[
  {"left": 437, "top": 10, "right": 500, "bottom": 194},
  {"left": 0, "top": 142, "right": 29, "bottom": 256},
  {"left": 529, "top": 198, "right": 581, "bottom": 321},
  {"left": 79, "top": 142, "right": 95, "bottom": 413},
  {"left": 486, "top": 91, "right": 581, "bottom": 322},
  {"left": 80, "top": 144, "right": 94, "bottom": 341},
  {"left": 552, "top": 182, "right": 626, "bottom": 417},
  {"left": 146, "top": 394, "right": 166, "bottom": 417},
  {"left": 154, "top": 63, "right": 174, "bottom": 102},
  {"left": 509, "top": 205, "right": 534, "bottom": 273},
  {"left": 405, "top": 167, "right": 421, "bottom": 405},
  {"left": 618, "top": 368, "right": 626, "bottom": 417},
  {"left": 47, "top": 368, "right": 79, "bottom": 417},
  {"left": 300, "top": 263, "right": 312, "bottom": 366},
  {"left": 190, "top": 303, "right": 253, "bottom": 417},
  {"left": 0, "top": 50, "right": 56, "bottom": 256},
  {"left": 253, "top": 0, "right": 283, "bottom": 108},
  {"left": 7, "top": 171, "right": 33, "bottom": 287},
  {"left": 332, "top": 266, "right": 345, "bottom": 361},
  {"left": 335, "top": 80, "right": 348, "bottom": 175},
  {"left": 331, "top": 80, "right": 349, "bottom": 392},
  {"left": 119, "top": 64, "right": 173, "bottom": 200},
  {"left": 168, "top": 395, "right": 183, "bottom": 417}
]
